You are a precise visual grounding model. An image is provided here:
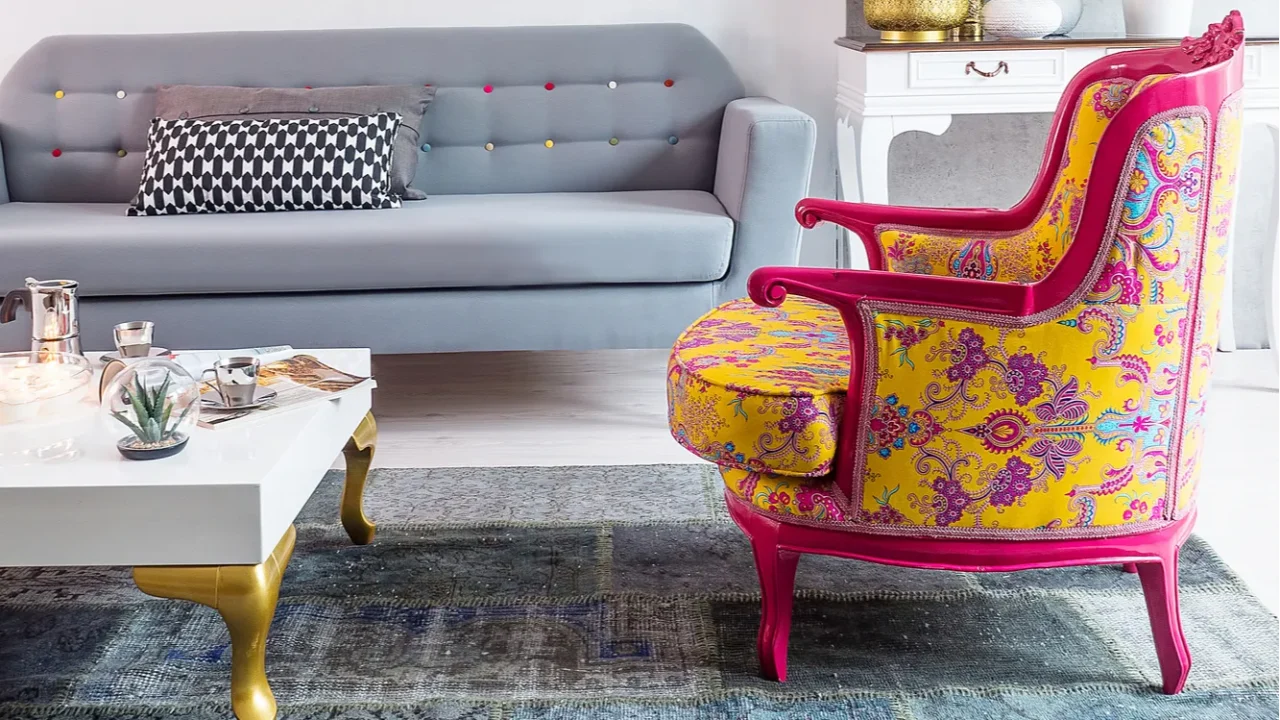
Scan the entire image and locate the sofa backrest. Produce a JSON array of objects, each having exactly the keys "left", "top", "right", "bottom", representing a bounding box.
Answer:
[{"left": 0, "top": 24, "right": 745, "bottom": 203}]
